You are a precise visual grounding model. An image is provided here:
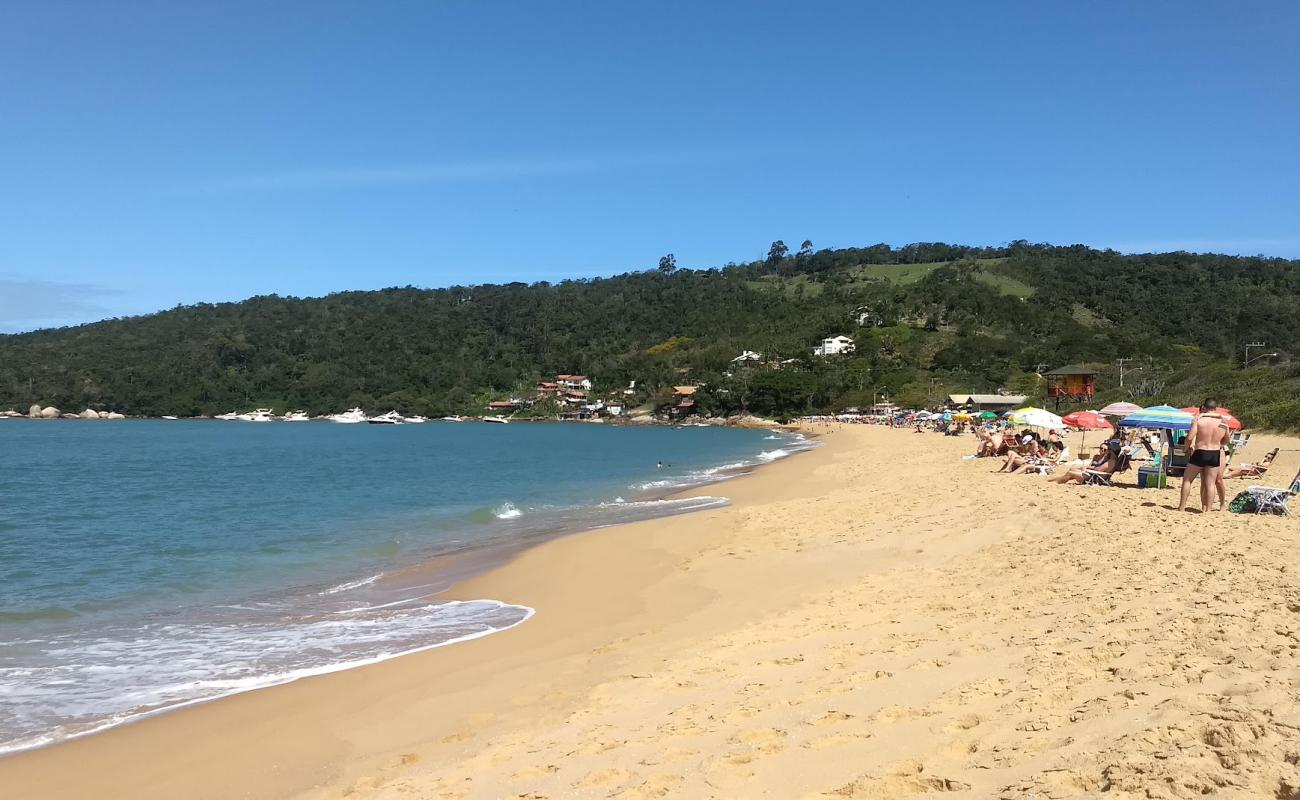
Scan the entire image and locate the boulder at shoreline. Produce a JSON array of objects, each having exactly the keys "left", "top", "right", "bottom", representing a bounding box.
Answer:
[{"left": 40, "top": 406, "right": 60, "bottom": 419}]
